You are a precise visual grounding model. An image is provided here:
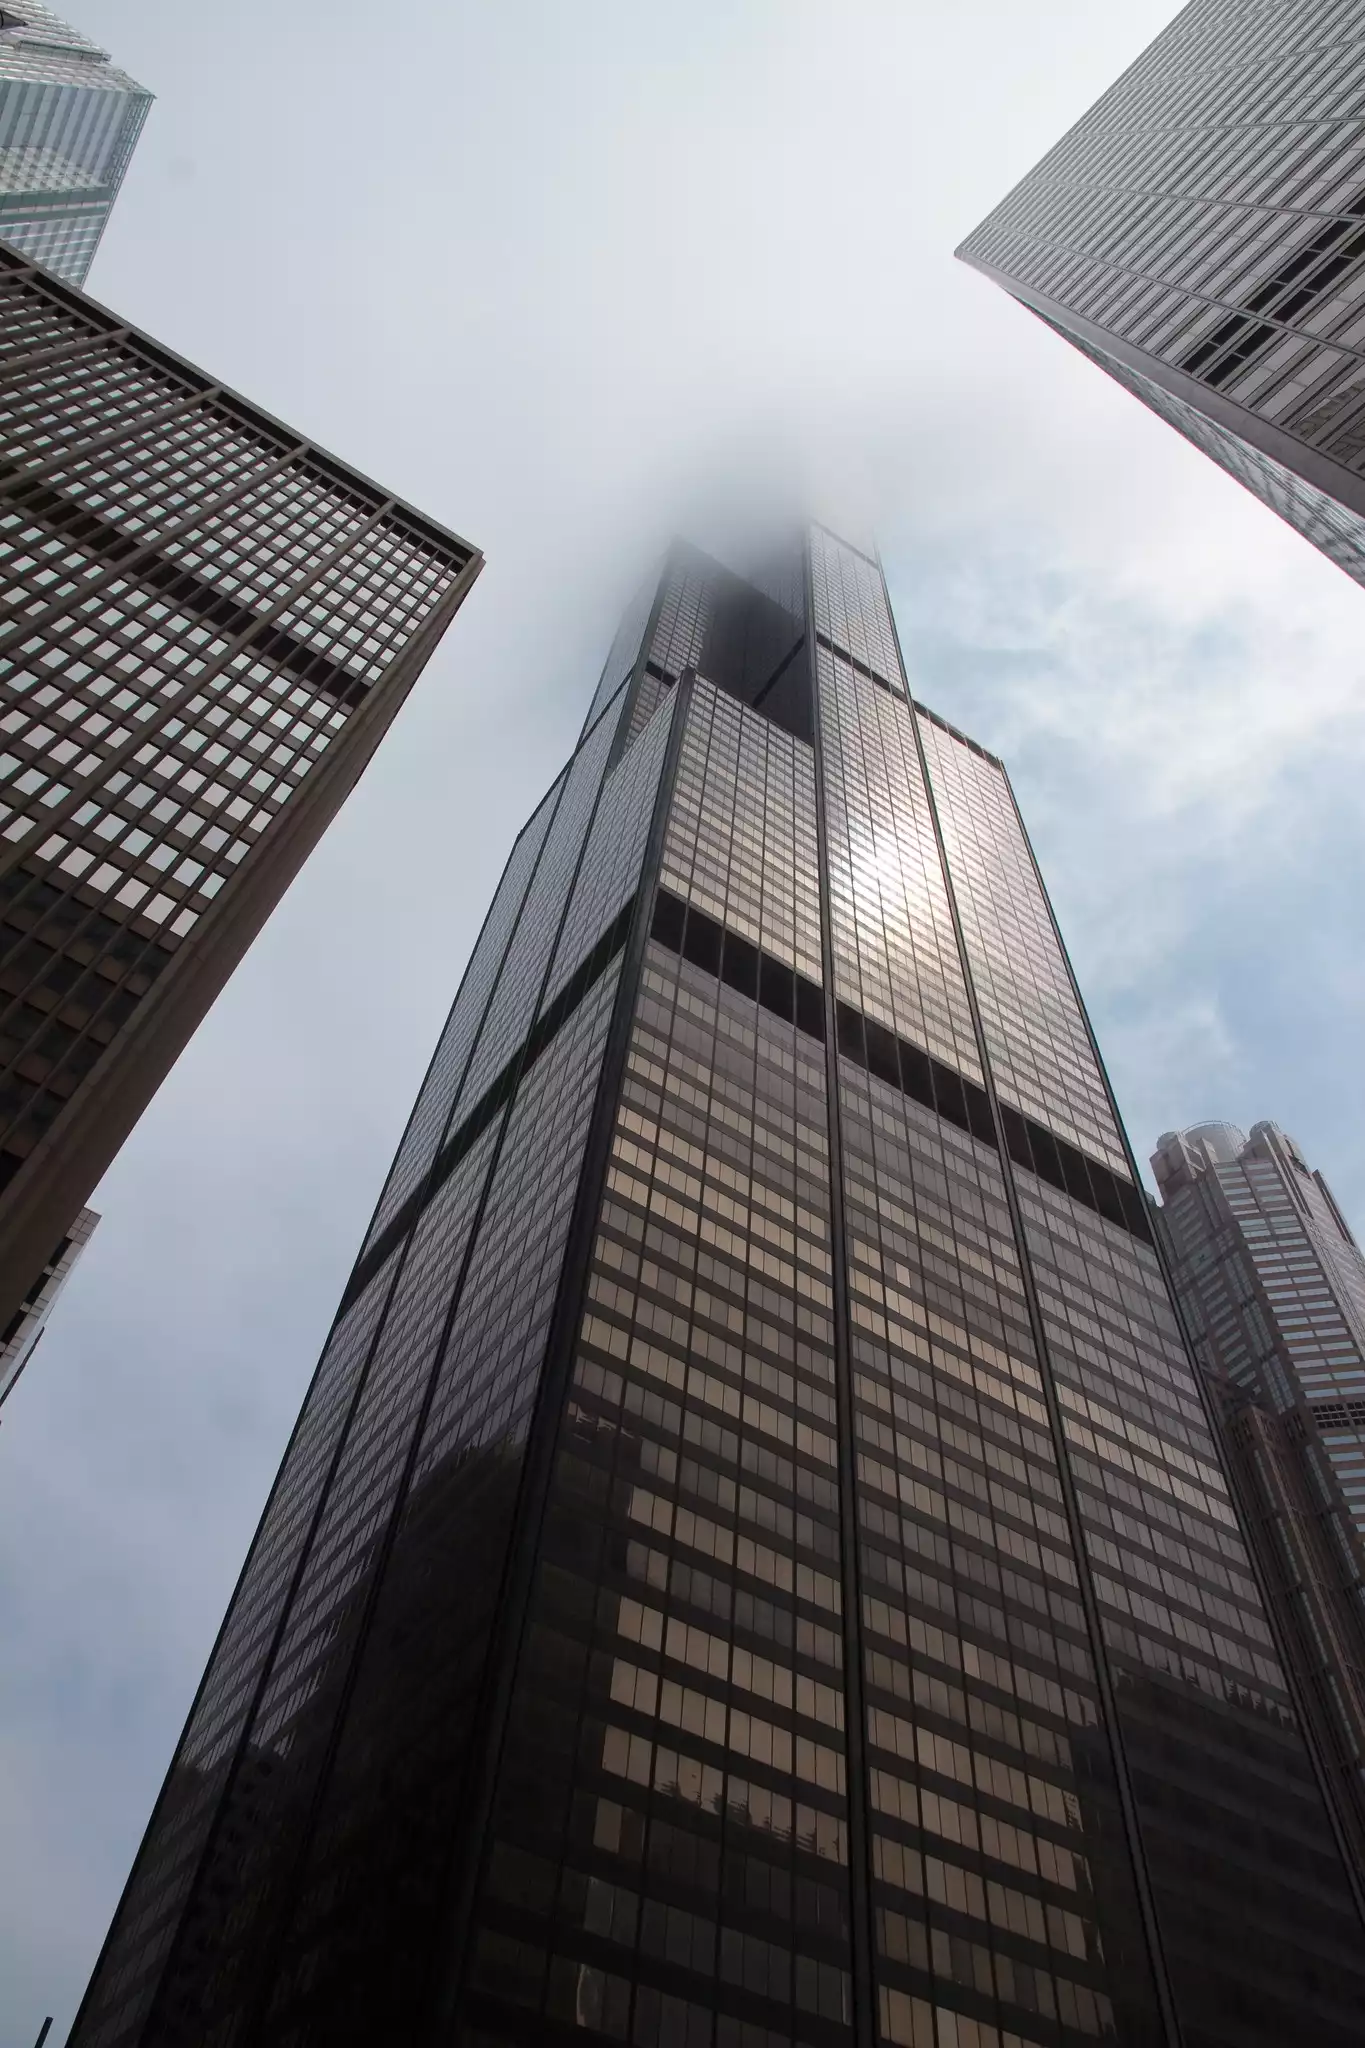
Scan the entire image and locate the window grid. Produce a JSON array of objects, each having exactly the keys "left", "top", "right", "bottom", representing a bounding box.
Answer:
[
  {"left": 818, "top": 651, "right": 979, "bottom": 1082},
  {"left": 661, "top": 678, "right": 823, "bottom": 985},
  {"left": 841, "top": 1059, "right": 1144, "bottom": 2046},
  {"left": 0, "top": 251, "right": 473, "bottom": 1195},
  {"left": 960, "top": 0, "right": 1365, "bottom": 586},
  {"left": 471, "top": 946, "right": 855, "bottom": 2044},
  {"left": 916, "top": 715, "right": 1124, "bottom": 1175}
]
